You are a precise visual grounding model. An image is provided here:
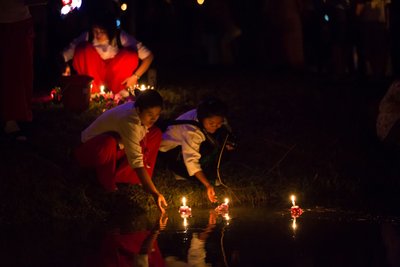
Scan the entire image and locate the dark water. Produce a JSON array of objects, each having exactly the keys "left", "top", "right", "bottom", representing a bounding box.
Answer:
[{"left": 1, "top": 207, "right": 400, "bottom": 267}]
